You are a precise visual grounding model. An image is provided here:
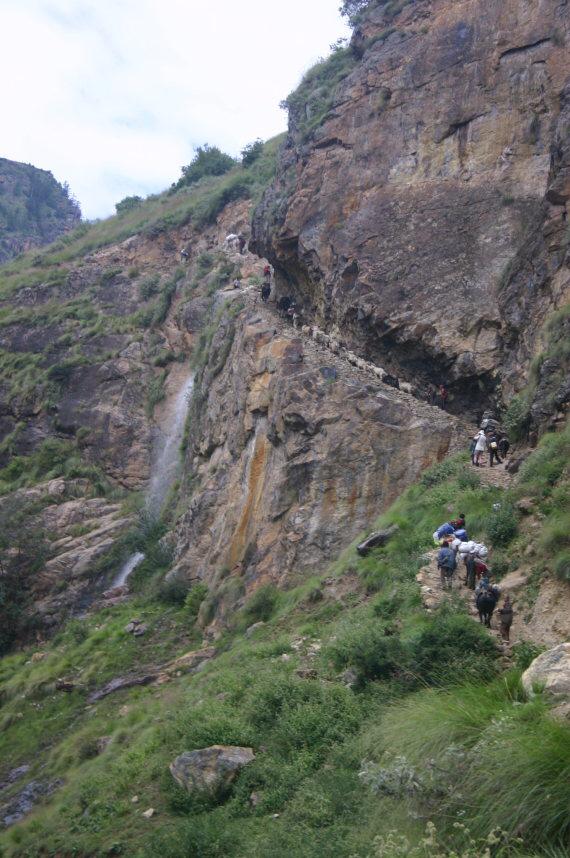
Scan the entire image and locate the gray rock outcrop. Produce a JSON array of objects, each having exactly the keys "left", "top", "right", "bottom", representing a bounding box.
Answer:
[
  {"left": 522, "top": 643, "right": 570, "bottom": 698},
  {"left": 169, "top": 745, "right": 255, "bottom": 795}
]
